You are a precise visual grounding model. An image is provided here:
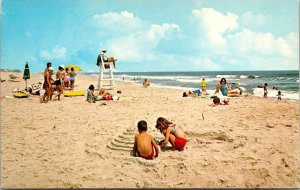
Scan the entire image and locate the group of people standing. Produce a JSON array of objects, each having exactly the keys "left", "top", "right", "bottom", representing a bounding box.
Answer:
[{"left": 42, "top": 62, "right": 77, "bottom": 102}]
